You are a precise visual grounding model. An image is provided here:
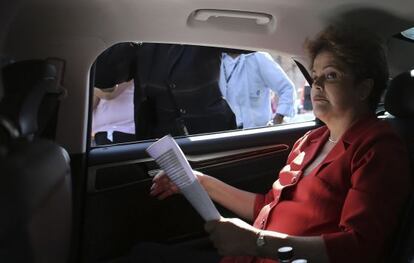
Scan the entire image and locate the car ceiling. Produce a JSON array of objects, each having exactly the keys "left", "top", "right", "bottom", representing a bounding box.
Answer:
[
  {"left": 1, "top": 0, "right": 414, "bottom": 59},
  {"left": 0, "top": 0, "right": 413, "bottom": 152}
]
